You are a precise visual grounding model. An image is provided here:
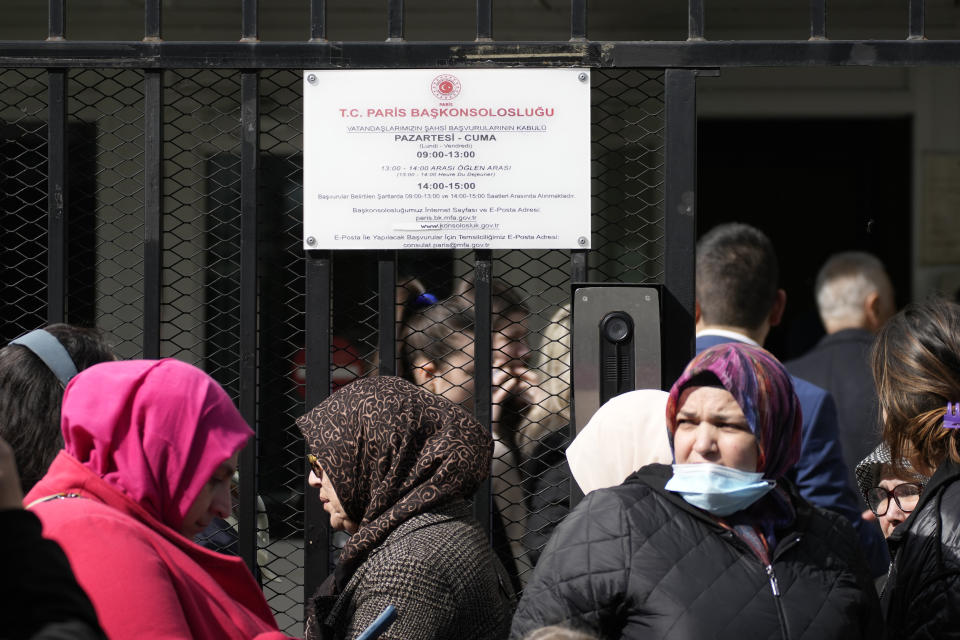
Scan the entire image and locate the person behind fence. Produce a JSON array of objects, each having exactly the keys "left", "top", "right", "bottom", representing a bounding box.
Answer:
[
  {"left": 401, "top": 294, "right": 544, "bottom": 583},
  {"left": 517, "top": 303, "right": 572, "bottom": 565},
  {"left": 695, "top": 222, "right": 888, "bottom": 577},
  {"left": 297, "top": 376, "right": 513, "bottom": 640},
  {"left": 0, "top": 433, "right": 106, "bottom": 640},
  {"left": 510, "top": 342, "right": 881, "bottom": 639},
  {"left": 0, "top": 324, "right": 114, "bottom": 493},
  {"left": 871, "top": 298, "right": 960, "bottom": 637},
  {"left": 23, "top": 358, "right": 294, "bottom": 640}
]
